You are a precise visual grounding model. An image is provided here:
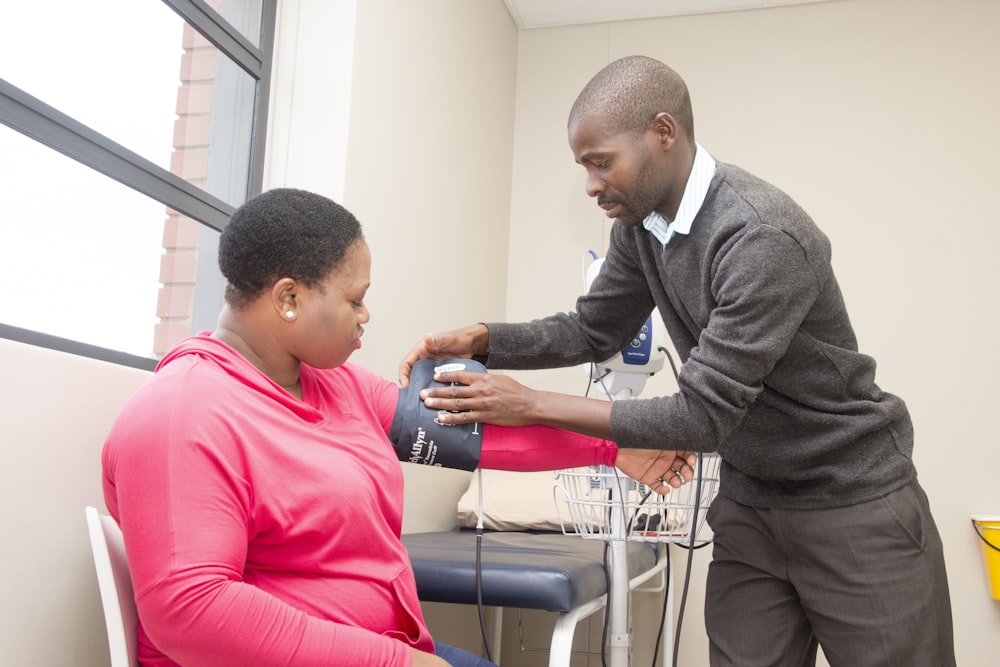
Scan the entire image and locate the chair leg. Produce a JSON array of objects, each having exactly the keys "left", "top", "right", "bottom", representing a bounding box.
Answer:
[
  {"left": 490, "top": 607, "right": 503, "bottom": 665},
  {"left": 547, "top": 597, "right": 606, "bottom": 667},
  {"left": 547, "top": 545, "right": 670, "bottom": 667}
]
